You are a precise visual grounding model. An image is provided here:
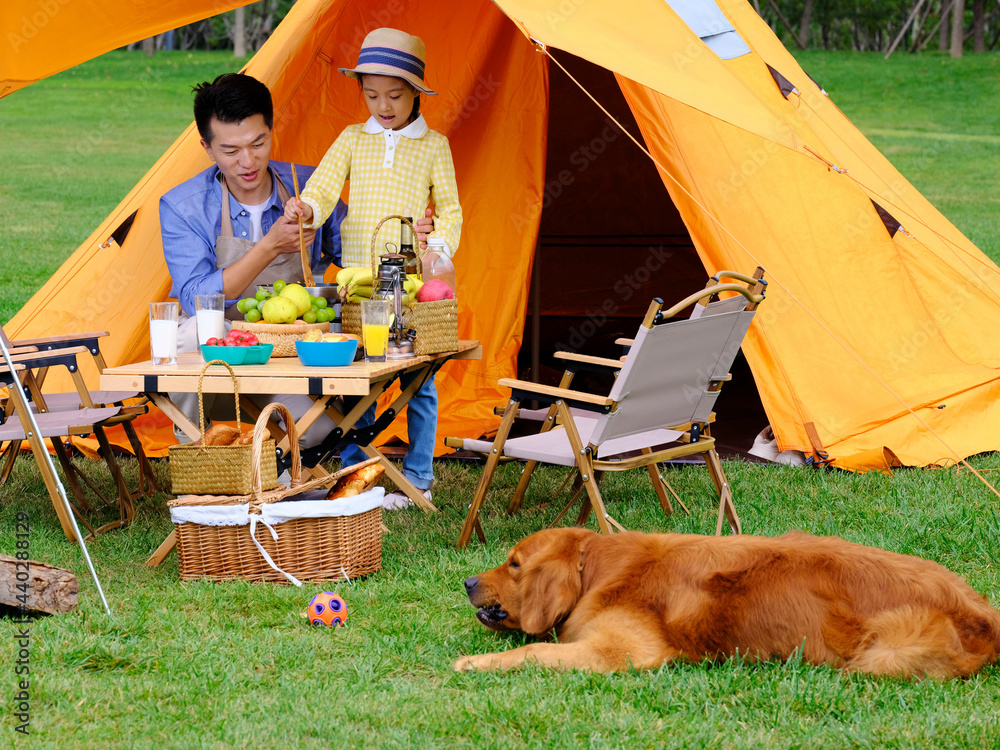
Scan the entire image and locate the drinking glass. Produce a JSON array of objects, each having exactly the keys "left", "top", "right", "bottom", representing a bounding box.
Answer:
[
  {"left": 361, "top": 299, "right": 391, "bottom": 363},
  {"left": 195, "top": 293, "right": 226, "bottom": 349},
  {"left": 149, "top": 302, "right": 179, "bottom": 365}
]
